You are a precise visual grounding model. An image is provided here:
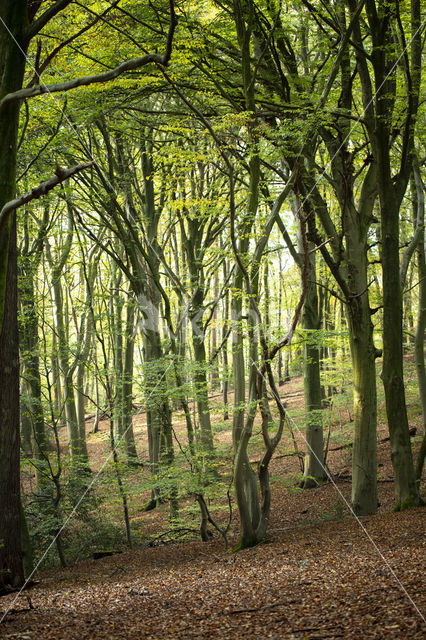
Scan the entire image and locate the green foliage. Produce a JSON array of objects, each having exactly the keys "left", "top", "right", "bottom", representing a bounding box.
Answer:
[
  {"left": 319, "top": 498, "right": 346, "bottom": 523},
  {"left": 63, "top": 518, "right": 129, "bottom": 564},
  {"left": 7, "top": 0, "right": 424, "bottom": 576}
]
